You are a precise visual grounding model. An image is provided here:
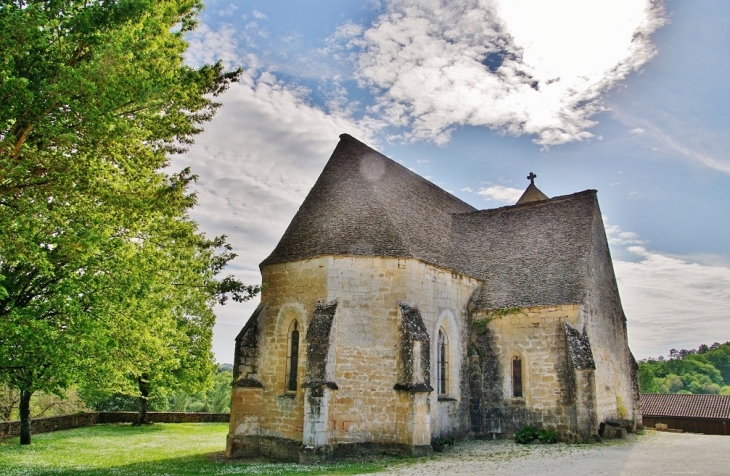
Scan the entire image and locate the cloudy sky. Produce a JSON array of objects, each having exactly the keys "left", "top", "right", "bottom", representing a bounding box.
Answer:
[{"left": 175, "top": 0, "right": 730, "bottom": 364}]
